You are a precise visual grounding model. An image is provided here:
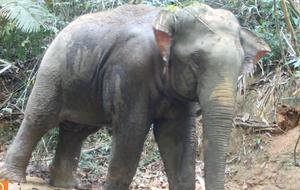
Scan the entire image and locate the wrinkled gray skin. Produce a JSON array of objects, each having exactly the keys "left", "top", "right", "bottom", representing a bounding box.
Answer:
[{"left": 0, "top": 4, "right": 270, "bottom": 190}]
